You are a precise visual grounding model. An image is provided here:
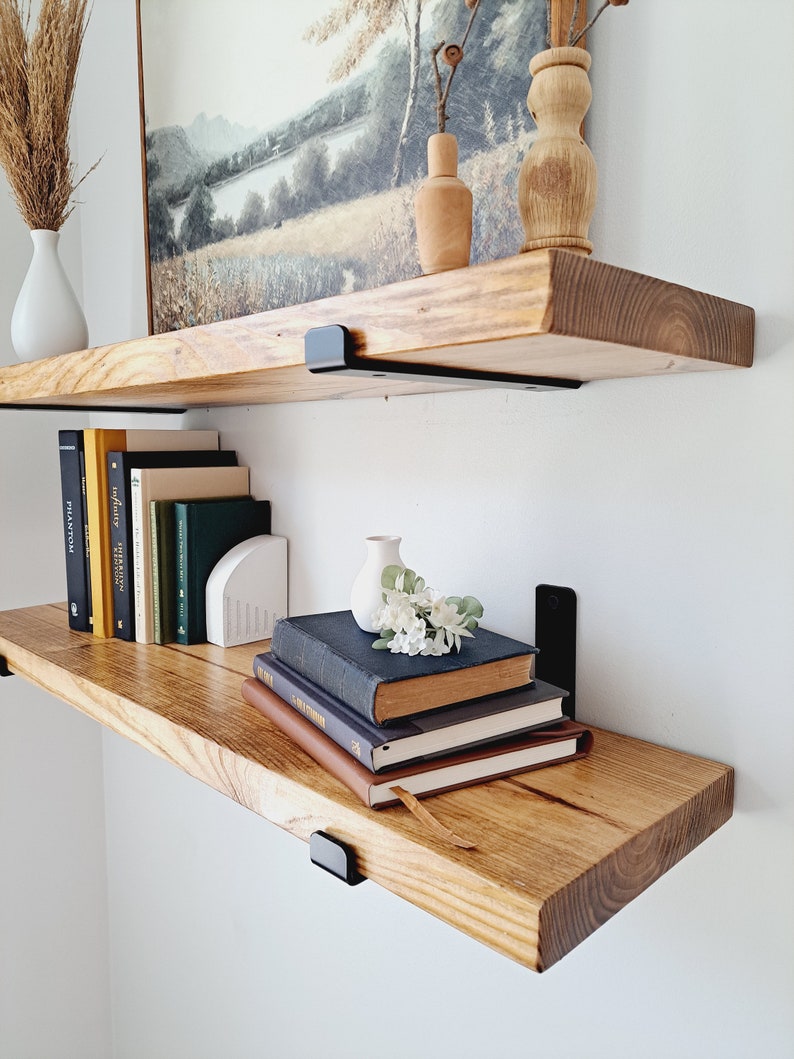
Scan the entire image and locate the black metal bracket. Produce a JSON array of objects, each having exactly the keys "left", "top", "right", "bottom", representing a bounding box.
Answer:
[
  {"left": 534, "top": 585, "right": 577, "bottom": 719},
  {"left": 0, "top": 656, "right": 13, "bottom": 677},
  {"left": 304, "top": 324, "right": 582, "bottom": 393},
  {"left": 0, "top": 404, "right": 188, "bottom": 414},
  {"left": 310, "top": 830, "right": 366, "bottom": 886}
]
